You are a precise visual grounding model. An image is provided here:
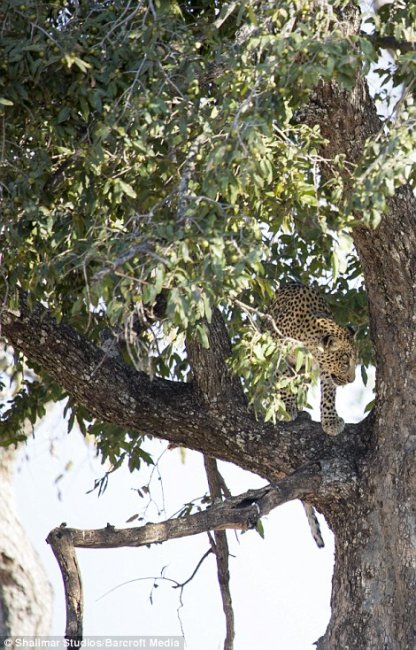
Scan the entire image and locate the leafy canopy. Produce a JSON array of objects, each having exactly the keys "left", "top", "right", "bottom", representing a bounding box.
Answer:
[{"left": 1, "top": 0, "right": 415, "bottom": 462}]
